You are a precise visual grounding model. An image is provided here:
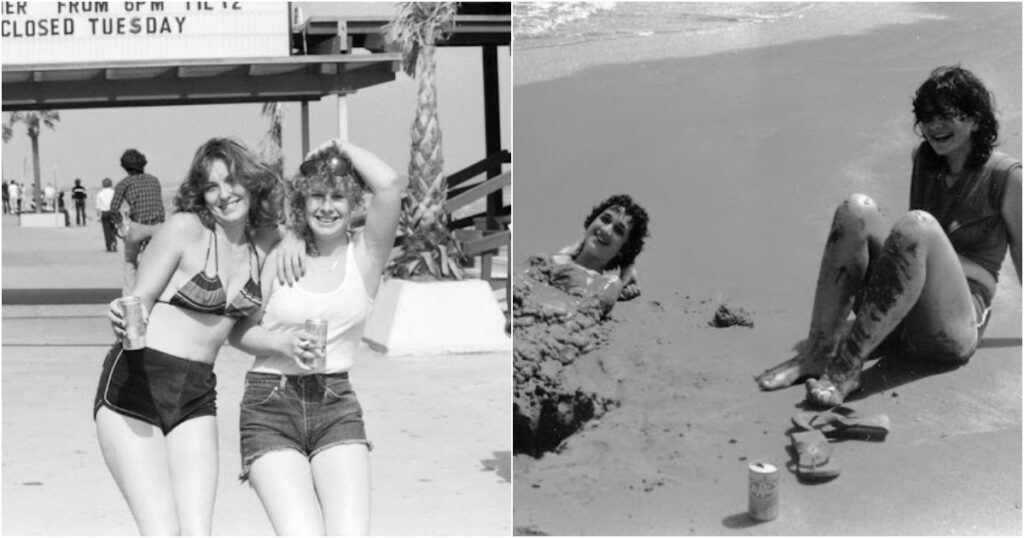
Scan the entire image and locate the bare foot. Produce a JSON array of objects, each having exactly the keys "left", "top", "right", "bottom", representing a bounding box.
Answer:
[
  {"left": 805, "top": 363, "right": 862, "bottom": 408},
  {"left": 755, "top": 354, "right": 827, "bottom": 391}
]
